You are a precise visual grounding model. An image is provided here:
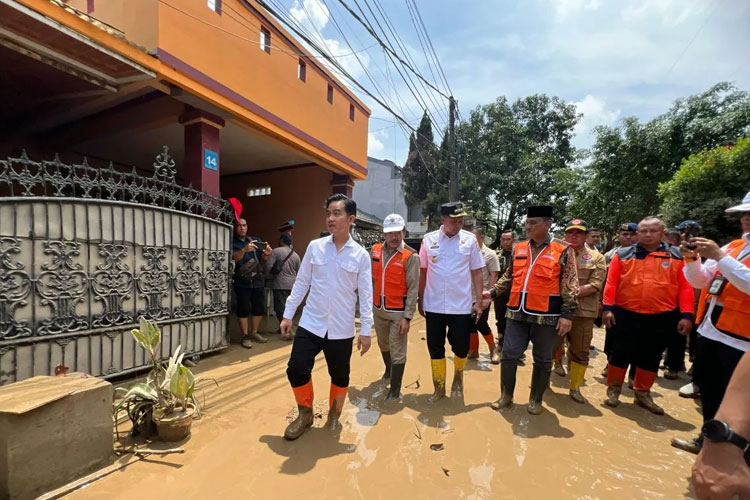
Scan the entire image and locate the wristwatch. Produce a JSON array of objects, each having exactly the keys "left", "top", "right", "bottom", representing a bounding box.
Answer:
[{"left": 702, "top": 419, "right": 750, "bottom": 464}]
